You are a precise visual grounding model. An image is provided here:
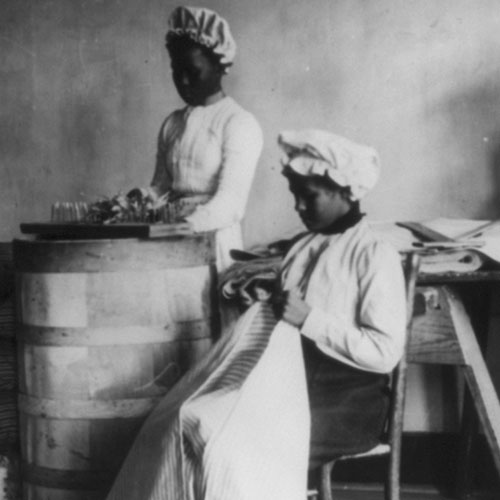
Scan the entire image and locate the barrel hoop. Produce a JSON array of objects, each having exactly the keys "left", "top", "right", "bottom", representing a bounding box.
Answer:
[
  {"left": 22, "top": 462, "right": 112, "bottom": 490},
  {"left": 13, "top": 236, "right": 216, "bottom": 272},
  {"left": 18, "top": 320, "right": 212, "bottom": 346},
  {"left": 19, "top": 394, "right": 160, "bottom": 419}
]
